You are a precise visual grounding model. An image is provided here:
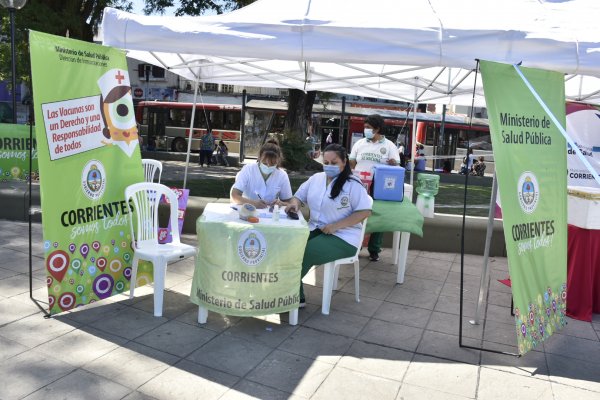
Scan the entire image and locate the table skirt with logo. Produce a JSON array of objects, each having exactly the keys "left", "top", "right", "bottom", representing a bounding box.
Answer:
[{"left": 190, "top": 203, "right": 309, "bottom": 317}]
